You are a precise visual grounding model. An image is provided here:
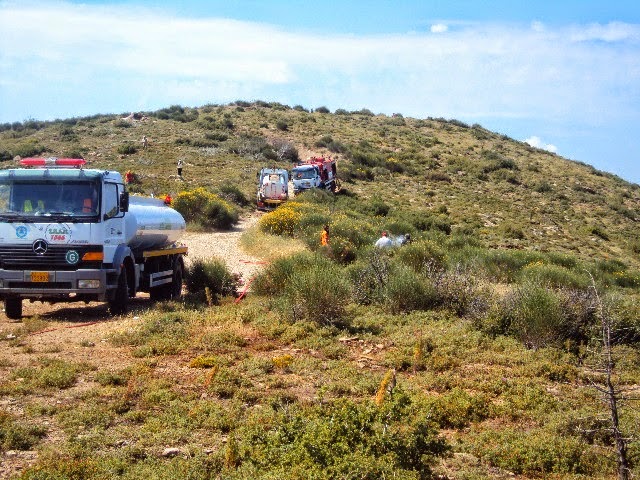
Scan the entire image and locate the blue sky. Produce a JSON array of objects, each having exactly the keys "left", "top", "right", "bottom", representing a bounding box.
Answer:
[{"left": 1, "top": 1, "right": 640, "bottom": 183}]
